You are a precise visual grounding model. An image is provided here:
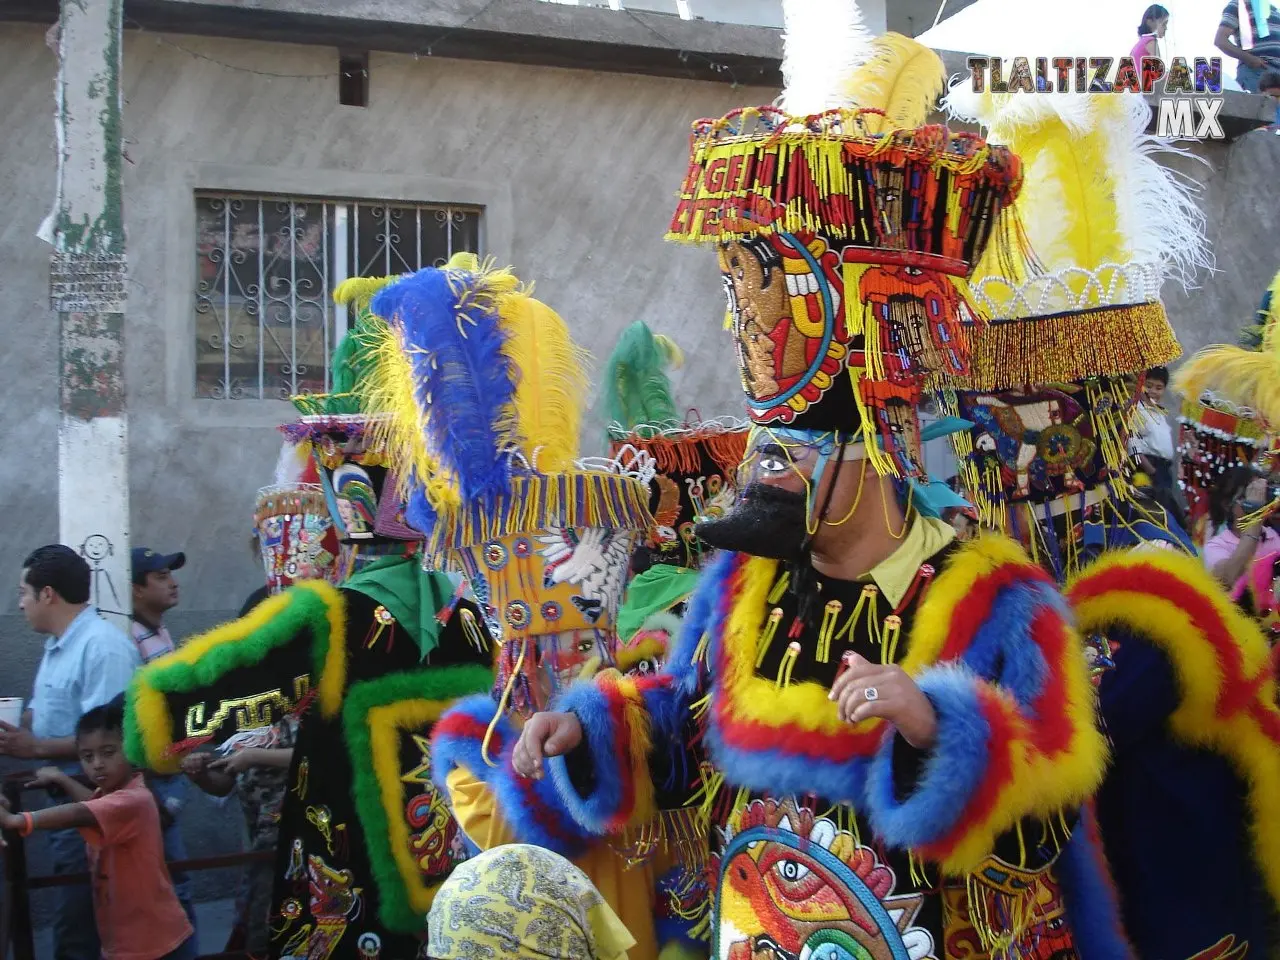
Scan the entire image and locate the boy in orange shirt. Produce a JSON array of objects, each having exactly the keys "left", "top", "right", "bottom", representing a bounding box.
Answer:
[{"left": 0, "top": 702, "right": 195, "bottom": 960}]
